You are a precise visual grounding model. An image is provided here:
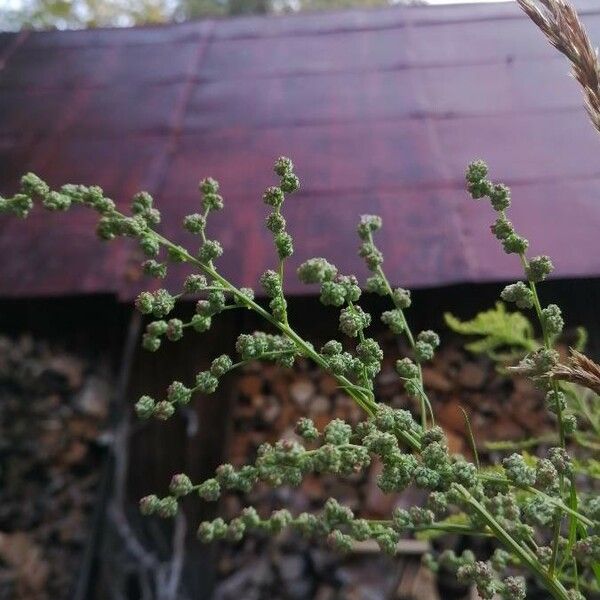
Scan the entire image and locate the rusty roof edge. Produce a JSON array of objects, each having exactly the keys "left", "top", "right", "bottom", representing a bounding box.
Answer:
[{"left": 4, "top": 1, "right": 600, "bottom": 50}]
